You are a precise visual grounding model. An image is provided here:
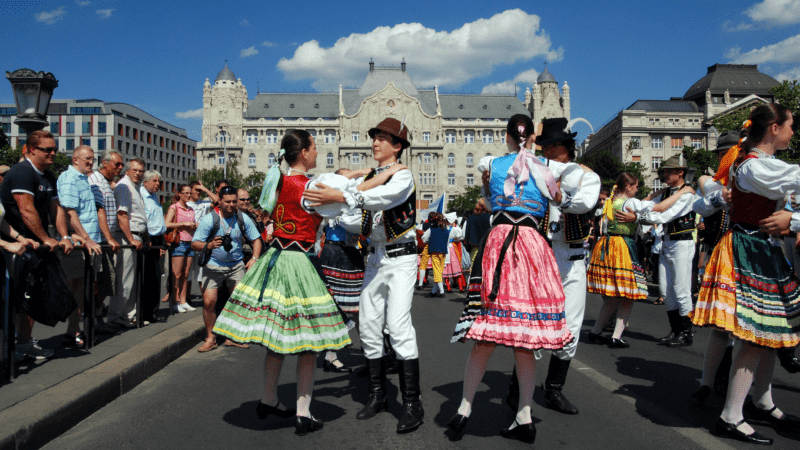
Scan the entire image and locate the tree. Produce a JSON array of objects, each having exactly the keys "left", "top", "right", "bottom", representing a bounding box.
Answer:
[
  {"left": 711, "top": 106, "right": 752, "bottom": 135},
  {"left": 0, "top": 144, "right": 71, "bottom": 177},
  {"left": 681, "top": 145, "right": 718, "bottom": 176},
  {"left": 243, "top": 170, "right": 266, "bottom": 203},
  {"left": 577, "top": 149, "right": 650, "bottom": 198},
  {"left": 188, "top": 158, "right": 245, "bottom": 192},
  {"left": 770, "top": 80, "right": 800, "bottom": 162},
  {"left": 446, "top": 185, "right": 482, "bottom": 218}
]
